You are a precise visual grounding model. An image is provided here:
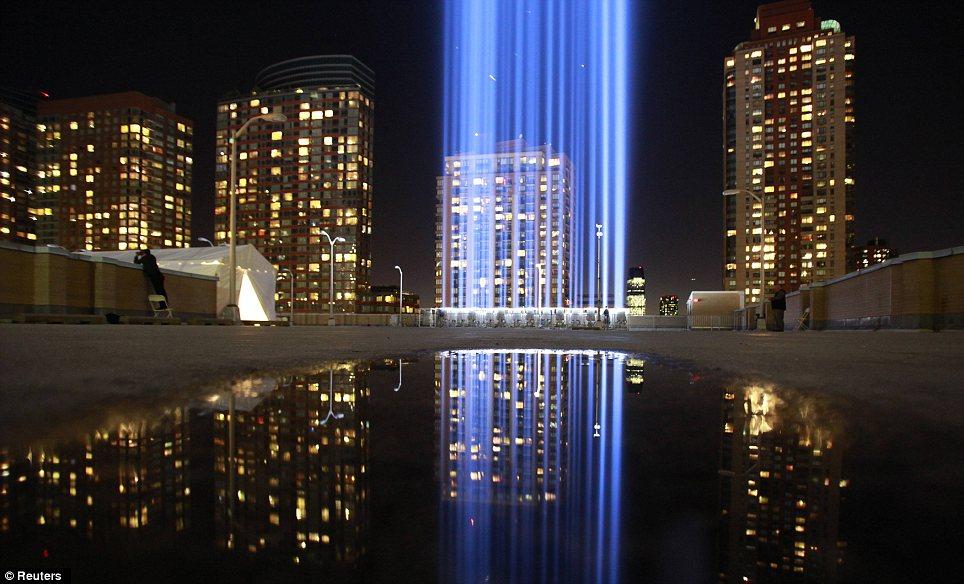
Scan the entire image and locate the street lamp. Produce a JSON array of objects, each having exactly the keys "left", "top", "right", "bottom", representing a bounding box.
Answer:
[
  {"left": 278, "top": 268, "right": 295, "bottom": 325},
  {"left": 197, "top": 237, "right": 214, "bottom": 247},
  {"left": 394, "top": 265, "right": 404, "bottom": 324},
  {"left": 226, "top": 111, "right": 287, "bottom": 322},
  {"left": 535, "top": 264, "right": 543, "bottom": 310},
  {"left": 595, "top": 223, "right": 604, "bottom": 320},
  {"left": 321, "top": 230, "right": 345, "bottom": 326},
  {"left": 723, "top": 188, "right": 767, "bottom": 326}
]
